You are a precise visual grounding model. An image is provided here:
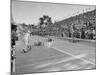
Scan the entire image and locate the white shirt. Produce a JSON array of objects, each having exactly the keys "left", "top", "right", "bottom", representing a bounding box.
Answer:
[{"left": 24, "top": 33, "right": 30, "bottom": 45}]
